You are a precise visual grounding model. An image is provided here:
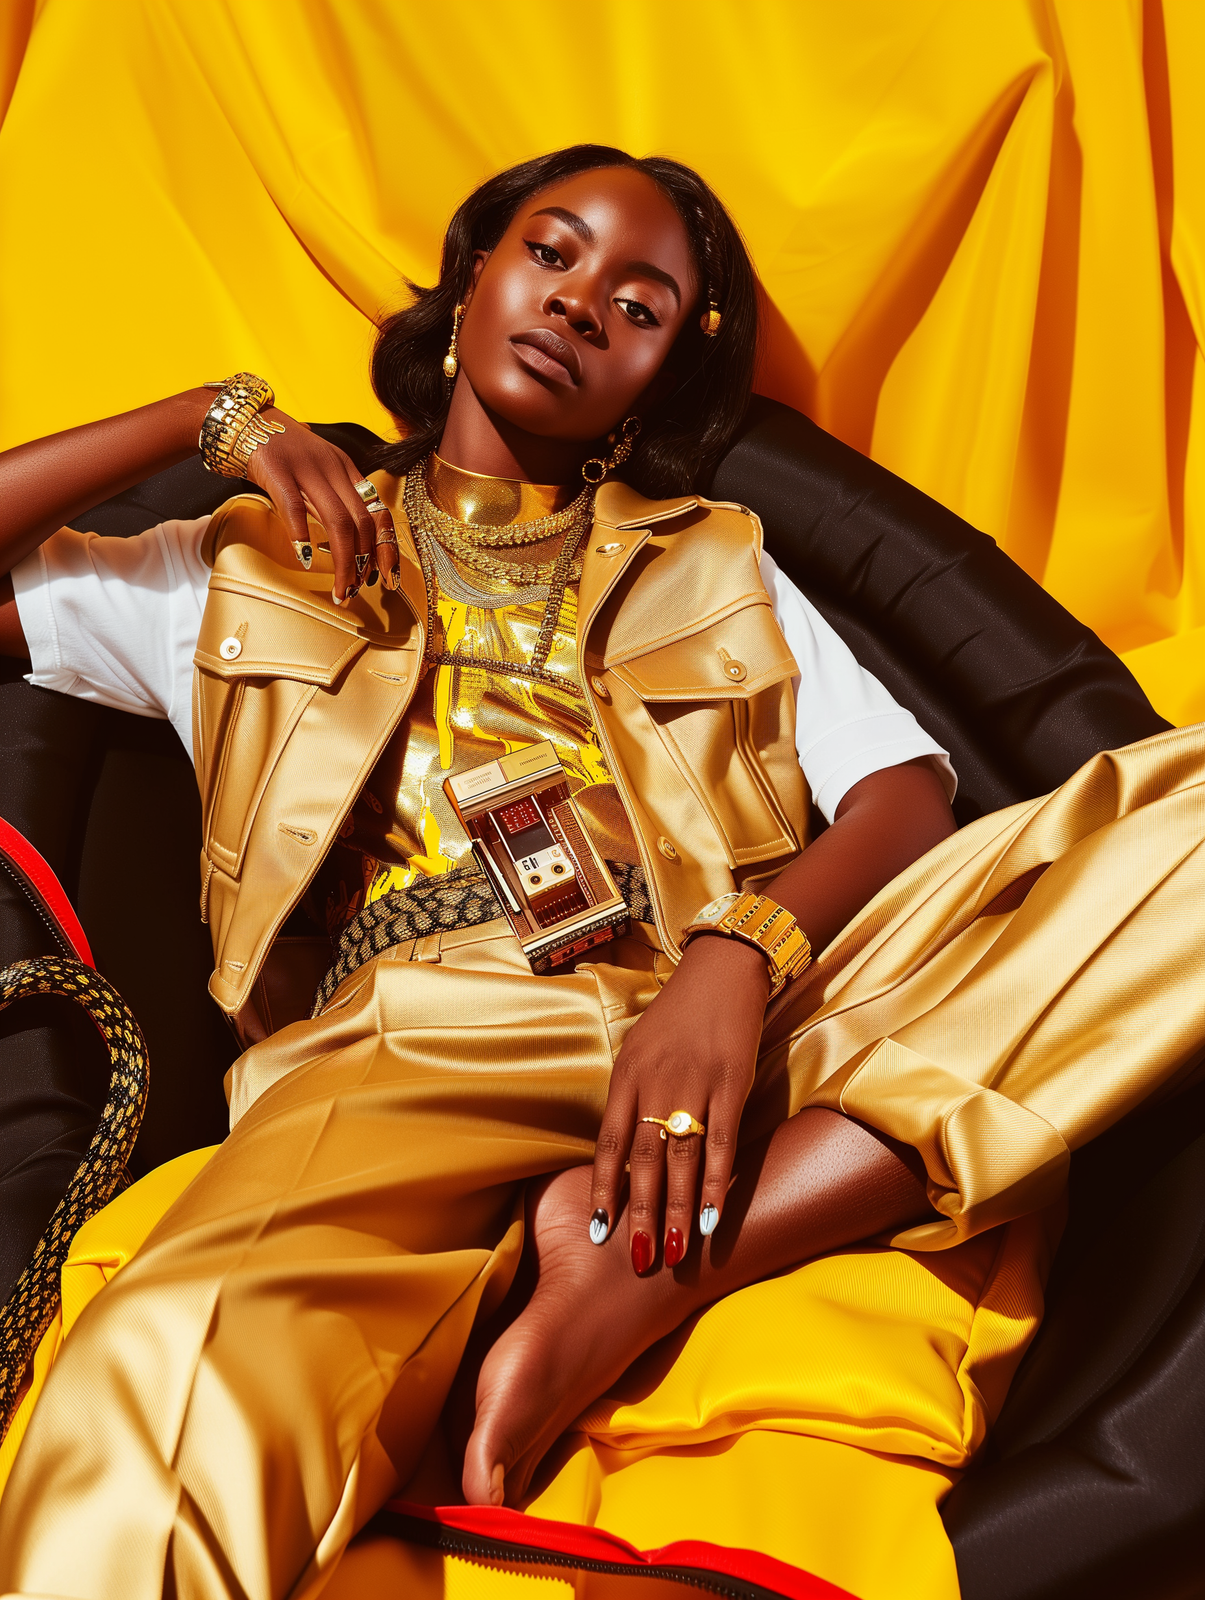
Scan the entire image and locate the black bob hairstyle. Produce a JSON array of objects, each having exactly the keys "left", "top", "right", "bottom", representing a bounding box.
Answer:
[{"left": 369, "top": 144, "right": 759, "bottom": 497}]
